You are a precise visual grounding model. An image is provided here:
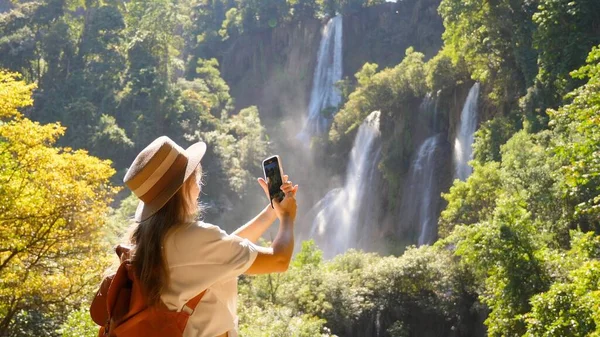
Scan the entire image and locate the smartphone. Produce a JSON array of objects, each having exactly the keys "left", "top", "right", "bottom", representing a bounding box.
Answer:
[{"left": 262, "top": 155, "right": 285, "bottom": 207}]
